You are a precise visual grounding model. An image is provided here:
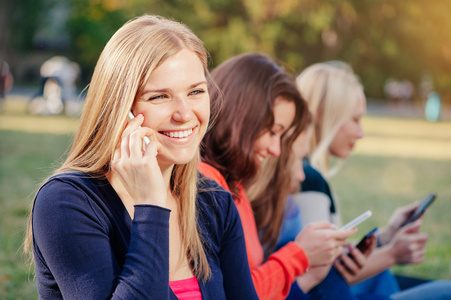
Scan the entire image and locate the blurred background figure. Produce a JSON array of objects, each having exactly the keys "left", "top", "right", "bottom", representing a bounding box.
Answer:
[
  {"left": 28, "top": 56, "right": 81, "bottom": 116},
  {"left": 0, "top": 60, "right": 14, "bottom": 112},
  {"left": 384, "top": 78, "right": 414, "bottom": 108},
  {"left": 424, "top": 91, "right": 442, "bottom": 122}
]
